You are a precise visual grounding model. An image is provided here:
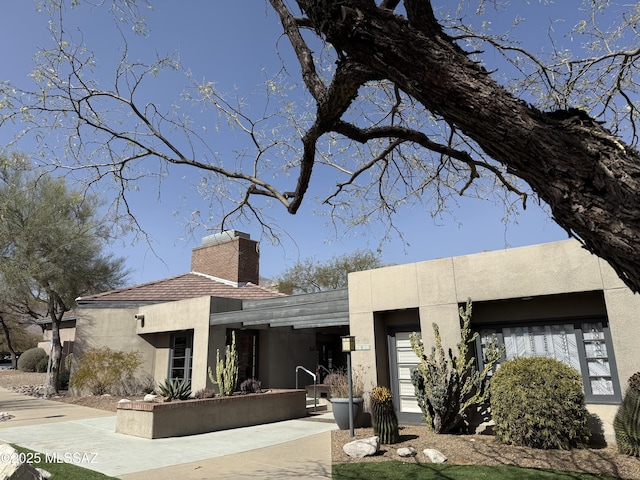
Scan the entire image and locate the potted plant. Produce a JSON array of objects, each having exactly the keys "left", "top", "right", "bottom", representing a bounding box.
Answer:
[{"left": 325, "top": 368, "right": 366, "bottom": 429}]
